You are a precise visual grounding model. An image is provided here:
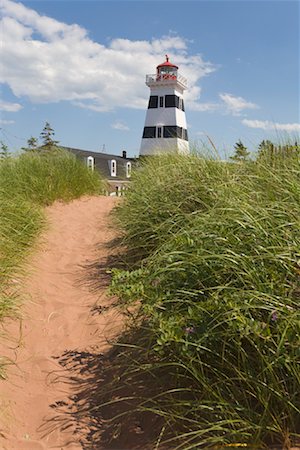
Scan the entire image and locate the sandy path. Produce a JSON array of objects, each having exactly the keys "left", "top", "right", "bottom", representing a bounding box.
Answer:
[{"left": 0, "top": 196, "right": 122, "bottom": 449}]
